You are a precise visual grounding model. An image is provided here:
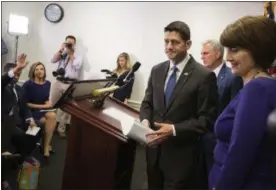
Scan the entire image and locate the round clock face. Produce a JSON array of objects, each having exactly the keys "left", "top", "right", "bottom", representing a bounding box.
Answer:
[{"left": 44, "top": 3, "right": 64, "bottom": 23}]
